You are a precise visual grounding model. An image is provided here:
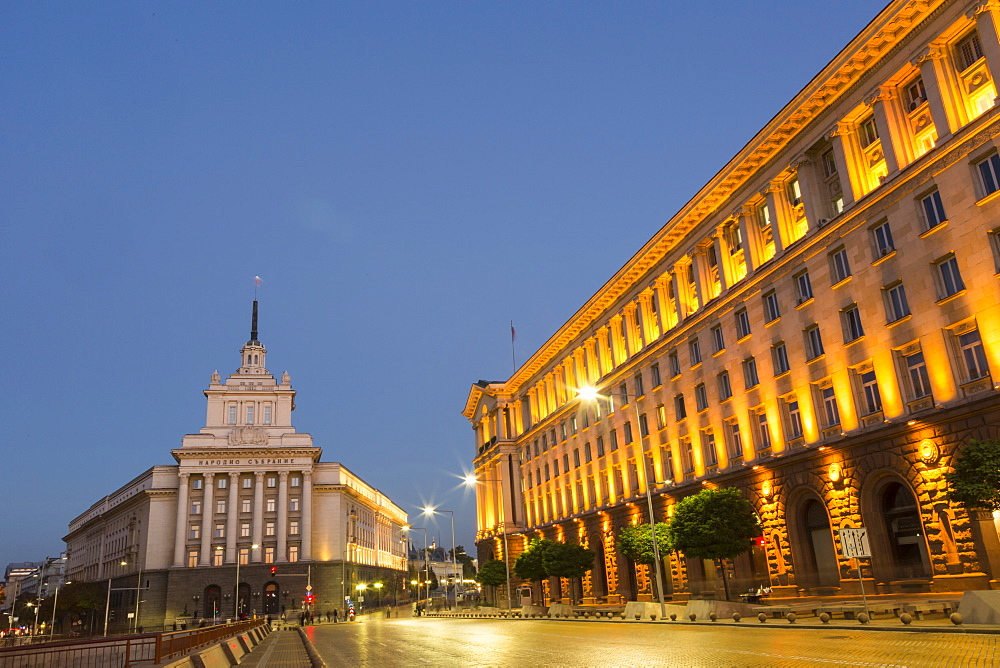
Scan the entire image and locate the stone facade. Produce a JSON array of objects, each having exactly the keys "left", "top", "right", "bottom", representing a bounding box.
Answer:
[{"left": 466, "top": 0, "right": 1000, "bottom": 605}]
